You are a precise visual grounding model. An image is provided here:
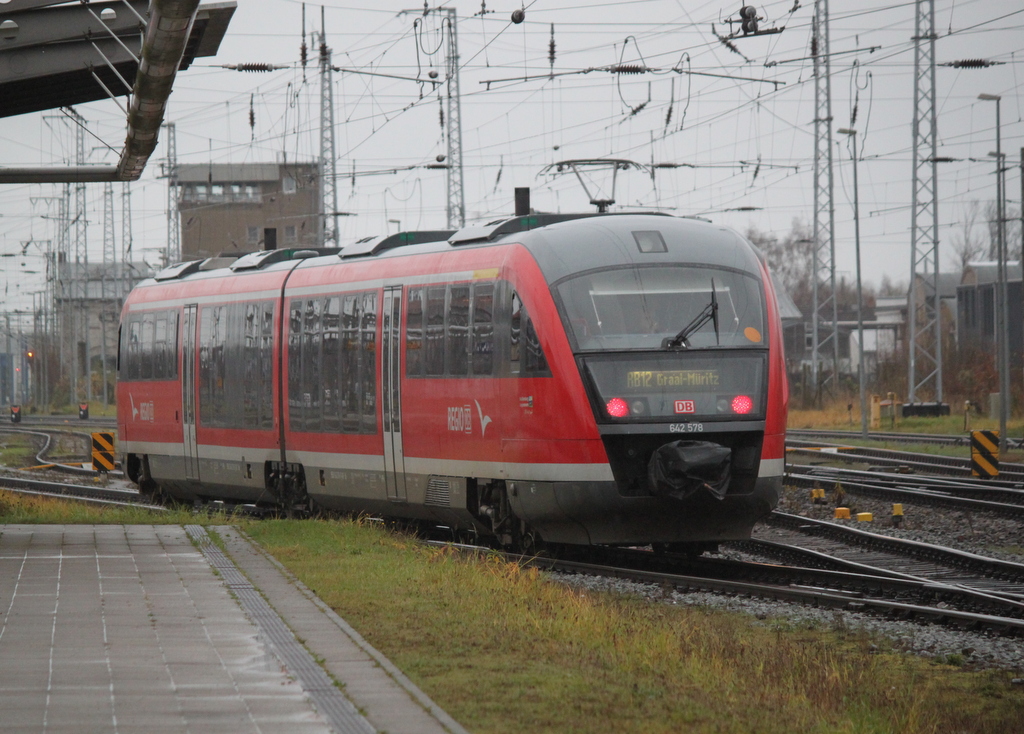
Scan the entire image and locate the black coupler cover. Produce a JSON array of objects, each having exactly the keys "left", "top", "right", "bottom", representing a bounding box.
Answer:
[{"left": 648, "top": 440, "right": 732, "bottom": 501}]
